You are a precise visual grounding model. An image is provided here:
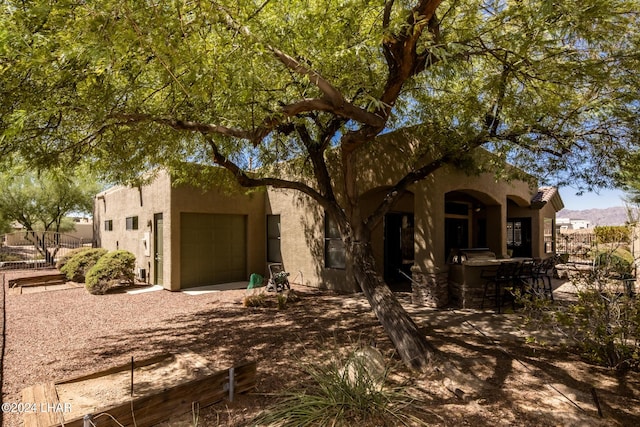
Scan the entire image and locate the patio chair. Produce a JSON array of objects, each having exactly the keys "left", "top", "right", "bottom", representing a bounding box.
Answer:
[
  {"left": 531, "top": 257, "right": 555, "bottom": 301},
  {"left": 266, "top": 263, "right": 290, "bottom": 292},
  {"left": 481, "top": 261, "right": 521, "bottom": 313}
]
